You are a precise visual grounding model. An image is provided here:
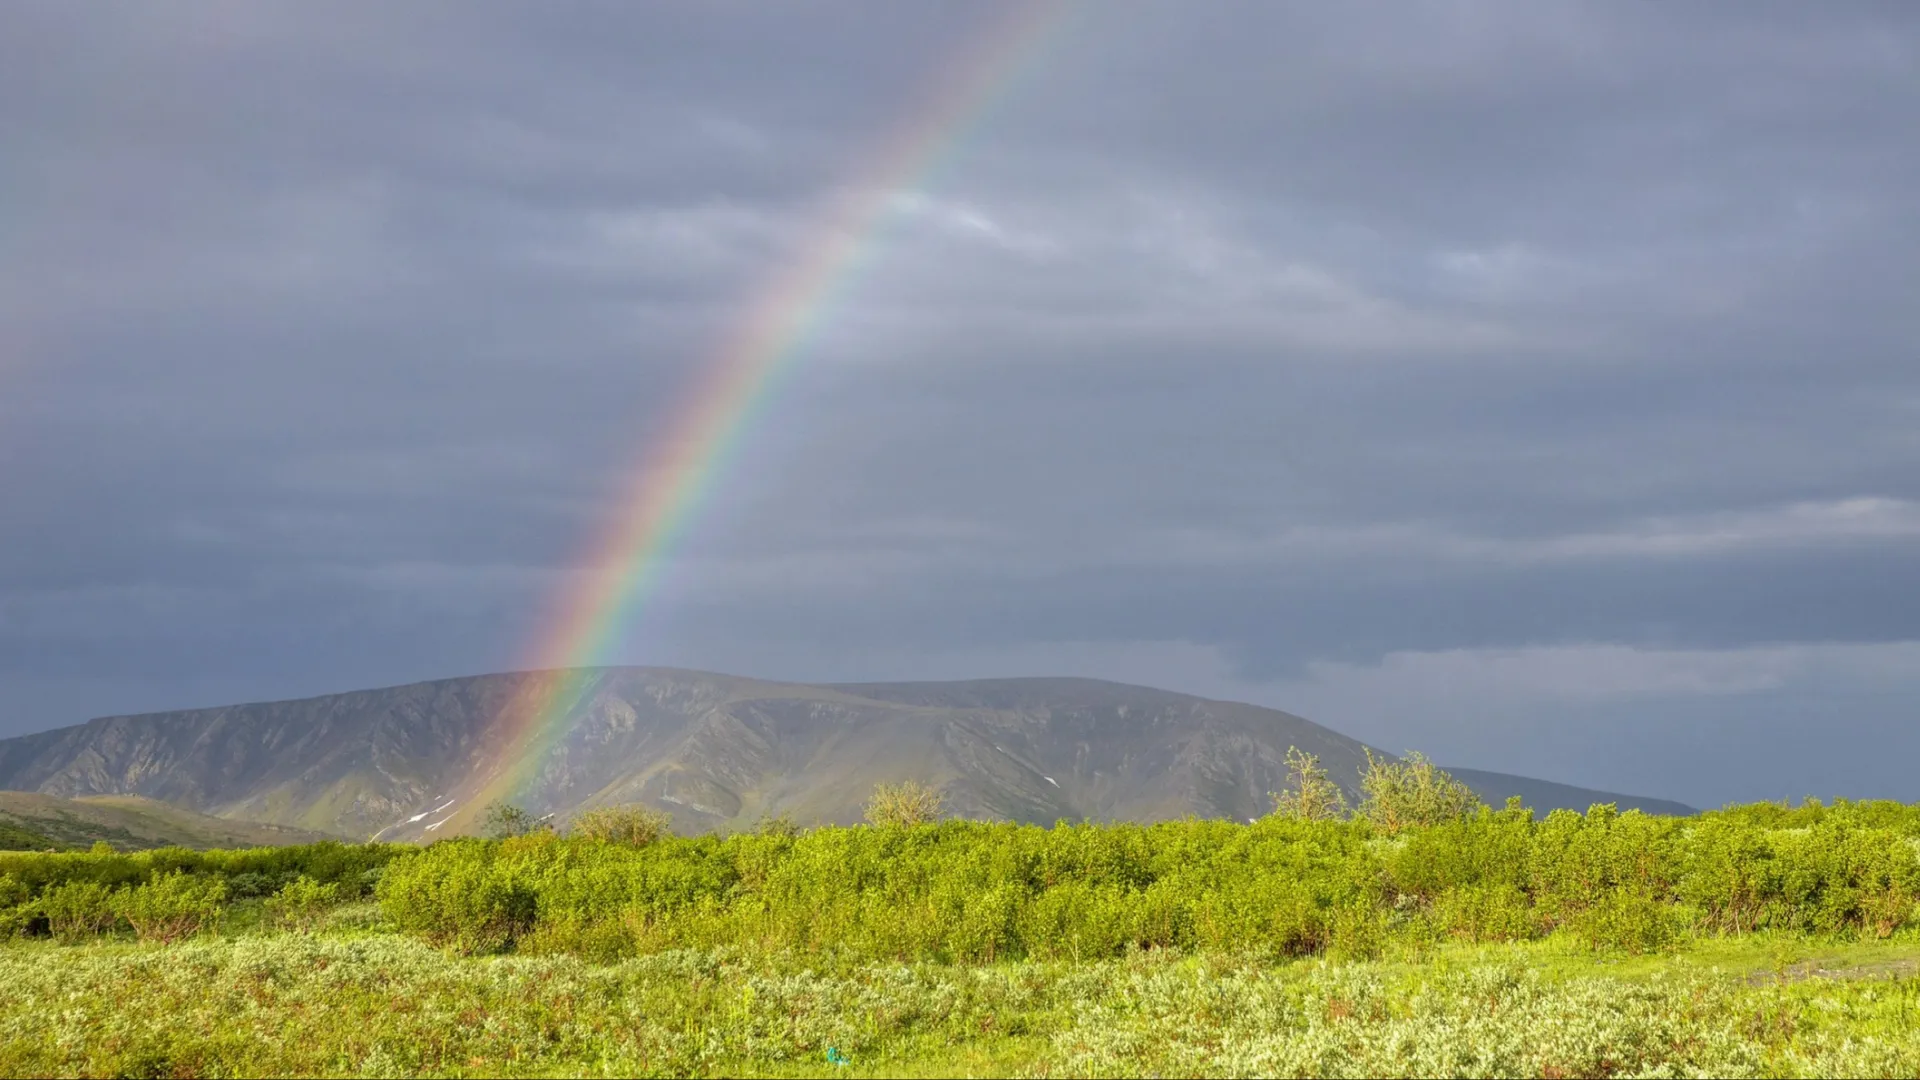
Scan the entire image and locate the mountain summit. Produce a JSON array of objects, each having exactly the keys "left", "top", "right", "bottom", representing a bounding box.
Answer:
[{"left": 0, "top": 668, "right": 1691, "bottom": 839}]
